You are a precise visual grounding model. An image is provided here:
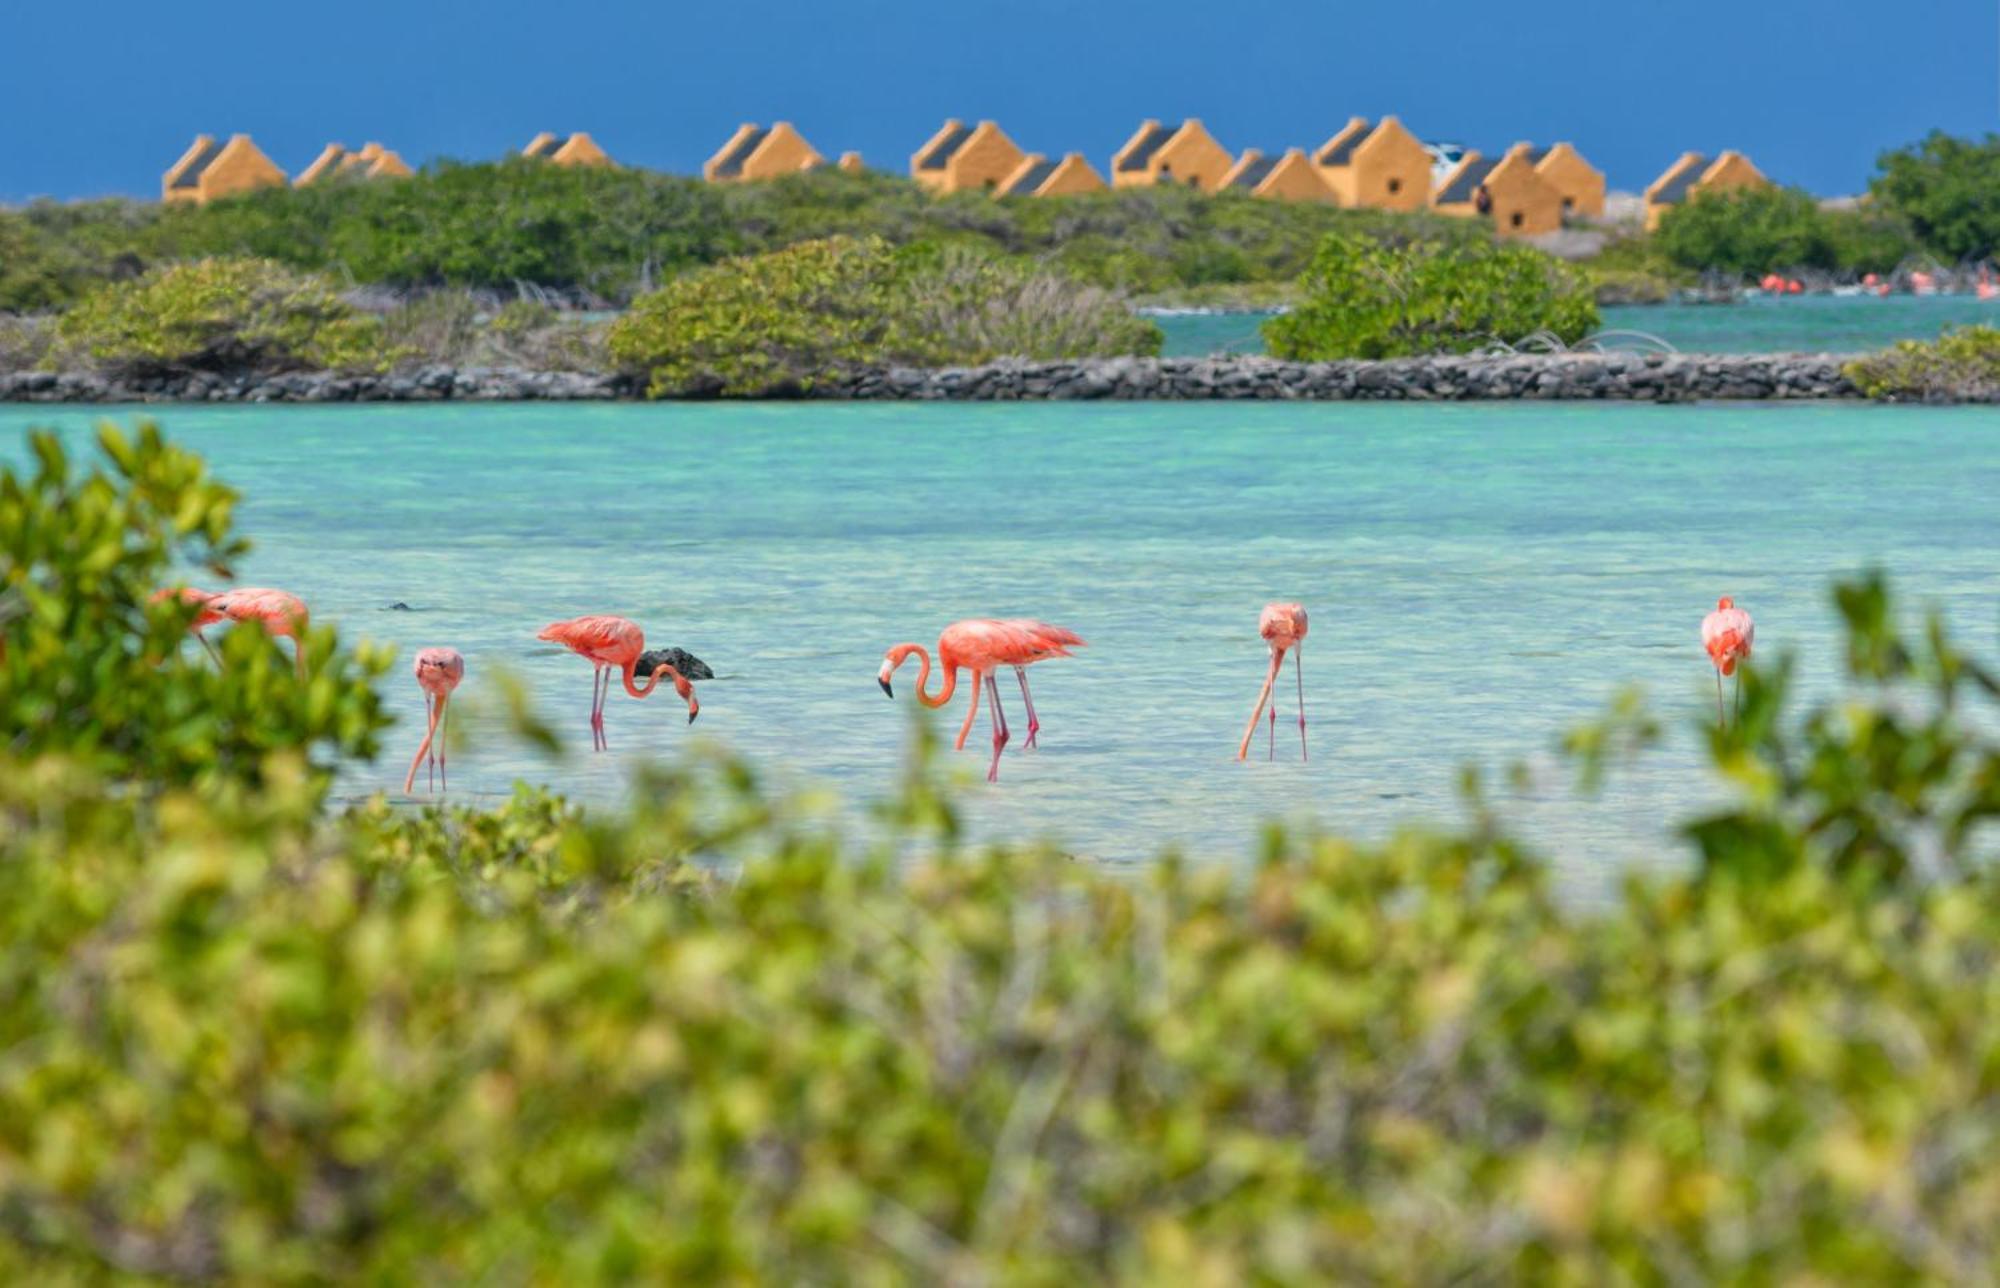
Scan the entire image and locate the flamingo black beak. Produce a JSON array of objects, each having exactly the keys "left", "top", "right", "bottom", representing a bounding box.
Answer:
[
  {"left": 879, "top": 677, "right": 893, "bottom": 698},
  {"left": 688, "top": 708, "right": 699, "bottom": 724}
]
